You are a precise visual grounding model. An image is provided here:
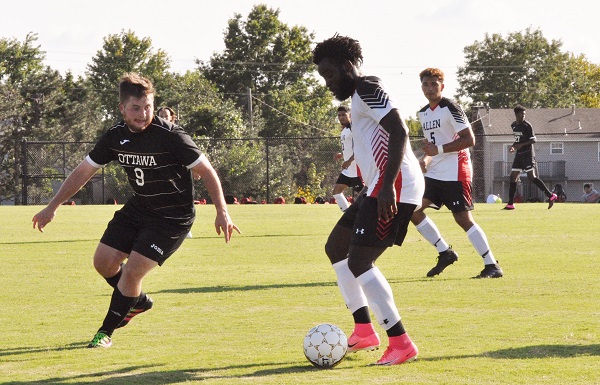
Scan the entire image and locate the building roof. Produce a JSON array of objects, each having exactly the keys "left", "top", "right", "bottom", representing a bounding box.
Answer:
[{"left": 475, "top": 106, "right": 600, "bottom": 140}]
